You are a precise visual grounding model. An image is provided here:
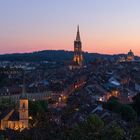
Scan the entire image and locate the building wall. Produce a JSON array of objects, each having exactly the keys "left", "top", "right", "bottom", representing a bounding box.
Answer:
[
  {"left": 0, "top": 109, "right": 14, "bottom": 130},
  {"left": 19, "top": 99, "right": 28, "bottom": 128},
  {"left": 0, "top": 91, "right": 51, "bottom": 103},
  {"left": 8, "top": 121, "right": 24, "bottom": 130}
]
